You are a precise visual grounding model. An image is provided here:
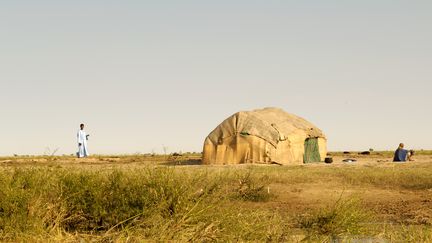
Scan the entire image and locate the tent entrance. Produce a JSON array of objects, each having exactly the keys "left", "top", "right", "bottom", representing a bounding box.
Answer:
[{"left": 304, "top": 138, "right": 321, "bottom": 163}]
